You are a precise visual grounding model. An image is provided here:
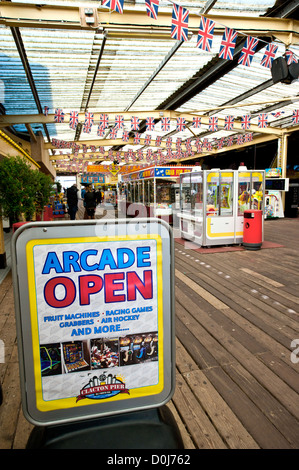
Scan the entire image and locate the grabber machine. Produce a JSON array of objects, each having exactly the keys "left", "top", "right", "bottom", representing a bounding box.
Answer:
[{"left": 178, "top": 166, "right": 265, "bottom": 247}]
